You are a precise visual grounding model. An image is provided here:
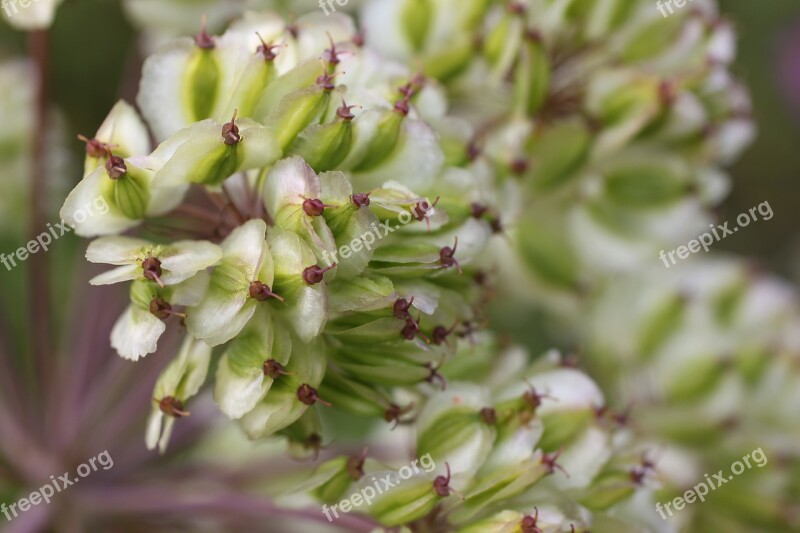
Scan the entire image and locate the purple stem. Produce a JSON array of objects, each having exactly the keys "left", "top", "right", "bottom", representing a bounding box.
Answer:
[
  {"left": 81, "top": 485, "right": 379, "bottom": 532},
  {"left": 27, "top": 29, "right": 53, "bottom": 438}
]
